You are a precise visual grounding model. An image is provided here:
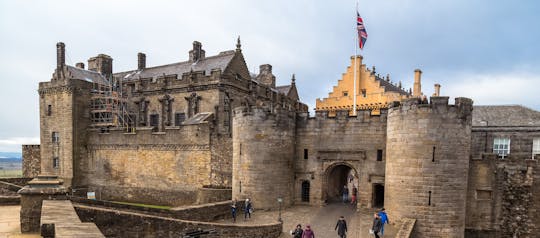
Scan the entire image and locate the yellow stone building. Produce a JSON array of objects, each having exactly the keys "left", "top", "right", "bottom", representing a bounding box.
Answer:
[{"left": 316, "top": 55, "right": 425, "bottom": 115}]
